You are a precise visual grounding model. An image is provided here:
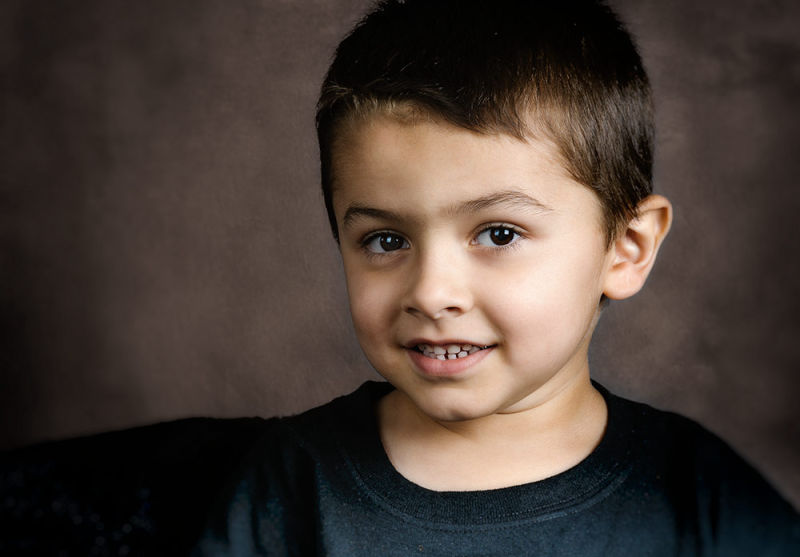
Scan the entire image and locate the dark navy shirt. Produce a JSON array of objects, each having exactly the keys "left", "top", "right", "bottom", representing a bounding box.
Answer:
[
  {"left": 195, "top": 382, "right": 799, "bottom": 557},
  {"left": 3, "top": 382, "right": 797, "bottom": 555}
]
